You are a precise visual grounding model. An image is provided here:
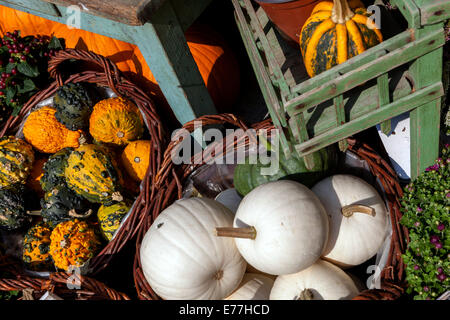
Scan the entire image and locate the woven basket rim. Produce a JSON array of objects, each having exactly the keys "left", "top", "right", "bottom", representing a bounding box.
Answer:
[{"left": 132, "top": 113, "right": 409, "bottom": 300}]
